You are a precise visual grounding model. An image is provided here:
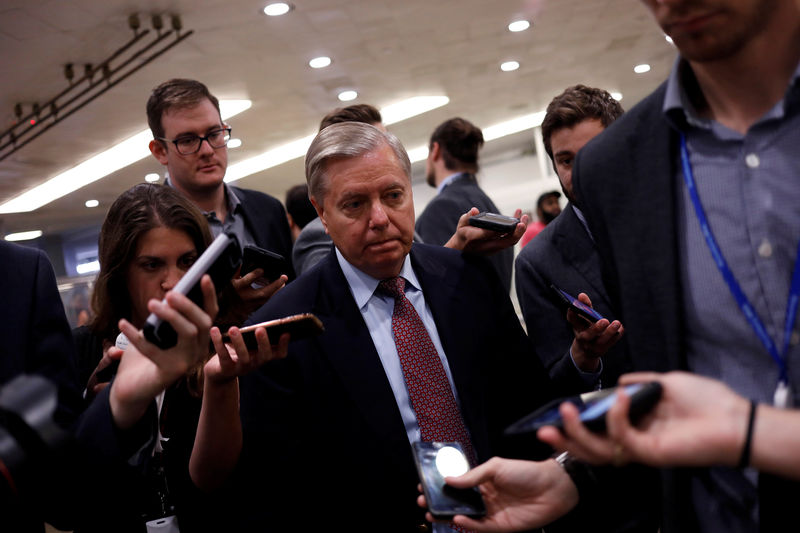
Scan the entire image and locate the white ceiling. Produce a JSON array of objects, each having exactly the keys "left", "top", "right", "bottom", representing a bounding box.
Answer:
[{"left": 0, "top": 0, "right": 676, "bottom": 240}]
